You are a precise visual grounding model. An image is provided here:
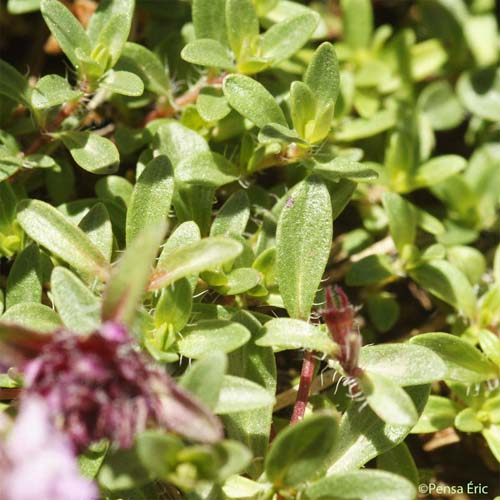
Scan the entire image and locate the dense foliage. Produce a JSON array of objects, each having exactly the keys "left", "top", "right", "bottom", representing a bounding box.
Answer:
[{"left": 0, "top": 0, "right": 500, "bottom": 498}]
